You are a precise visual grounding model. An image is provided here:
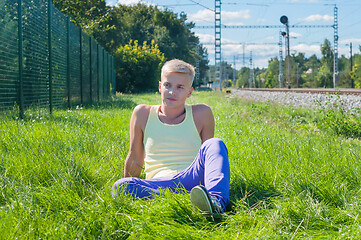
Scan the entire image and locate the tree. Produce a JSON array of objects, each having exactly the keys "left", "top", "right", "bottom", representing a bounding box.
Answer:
[
  {"left": 290, "top": 52, "right": 307, "bottom": 88},
  {"left": 52, "top": 0, "right": 110, "bottom": 34},
  {"left": 316, "top": 64, "right": 333, "bottom": 88},
  {"left": 52, "top": 1, "right": 204, "bottom": 93},
  {"left": 265, "top": 58, "right": 279, "bottom": 88},
  {"left": 115, "top": 40, "right": 165, "bottom": 93},
  {"left": 350, "top": 54, "right": 361, "bottom": 88},
  {"left": 302, "top": 54, "right": 320, "bottom": 88},
  {"left": 338, "top": 55, "right": 352, "bottom": 87},
  {"left": 236, "top": 67, "right": 250, "bottom": 88},
  {"left": 319, "top": 39, "right": 333, "bottom": 87},
  {"left": 264, "top": 72, "right": 277, "bottom": 88}
]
